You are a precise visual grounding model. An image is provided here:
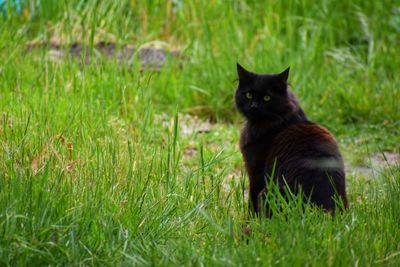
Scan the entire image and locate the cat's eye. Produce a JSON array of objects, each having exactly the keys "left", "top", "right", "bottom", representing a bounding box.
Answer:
[
  {"left": 246, "top": 92, "right": 252, "bottom": 99},
  {"left": 263, "top": 95, "right": 271, "bottom": 102}
]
